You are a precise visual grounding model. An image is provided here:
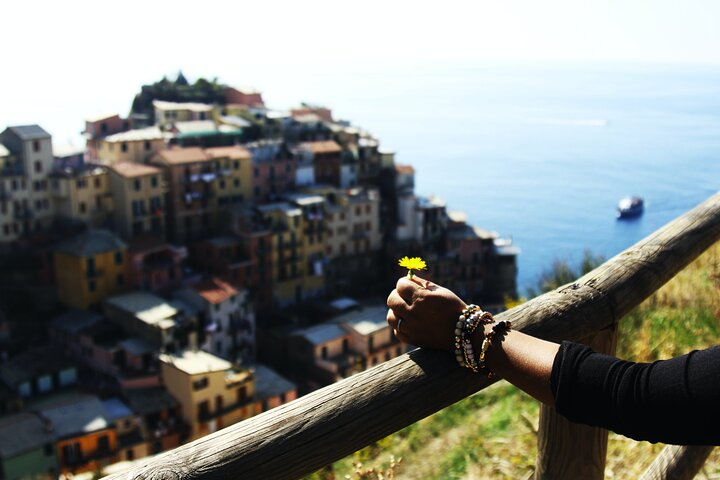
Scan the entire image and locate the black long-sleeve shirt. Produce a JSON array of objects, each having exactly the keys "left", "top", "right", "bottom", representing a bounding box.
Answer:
[{"left": 550, "top": 341, "right": 720, "bottom": 445}]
